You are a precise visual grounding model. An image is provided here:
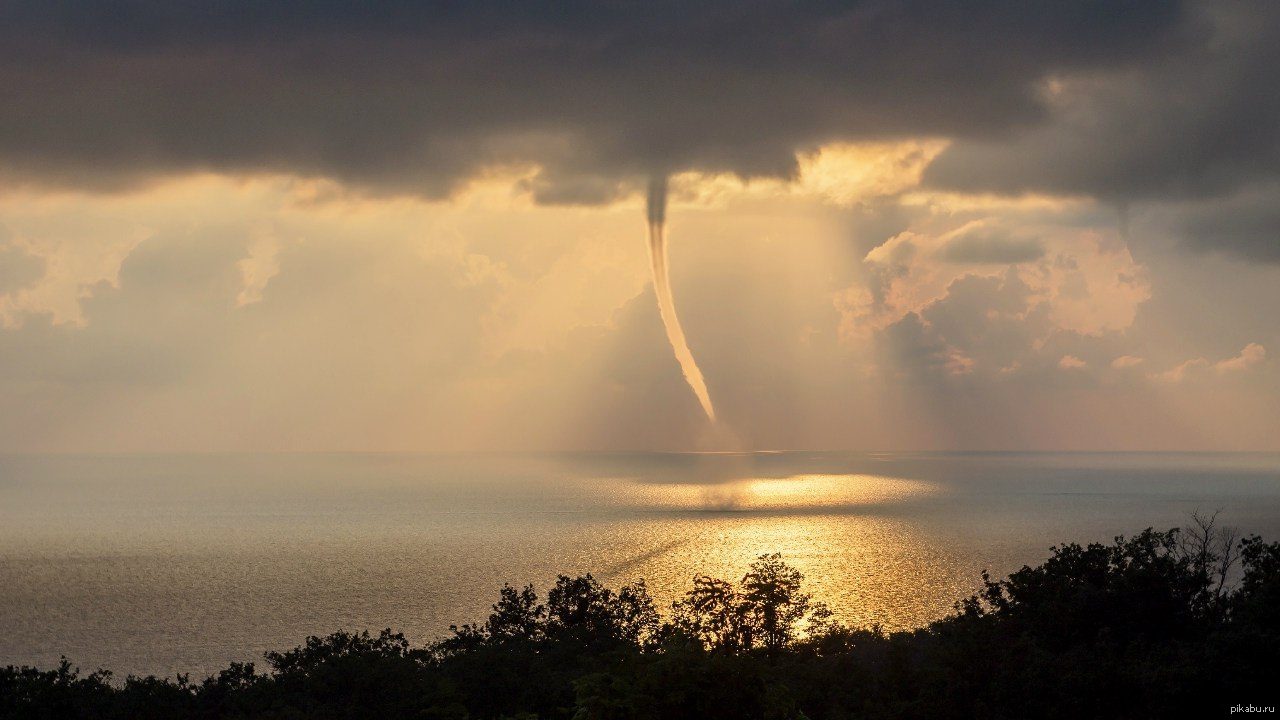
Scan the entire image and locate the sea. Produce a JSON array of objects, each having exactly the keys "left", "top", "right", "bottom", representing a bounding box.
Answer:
[{"left": 2, "top": 451, "right": 1278, "bottom": 678}]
